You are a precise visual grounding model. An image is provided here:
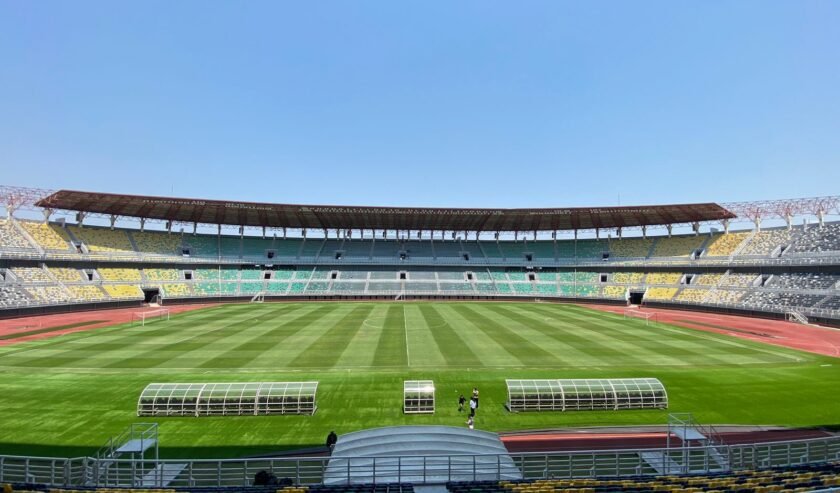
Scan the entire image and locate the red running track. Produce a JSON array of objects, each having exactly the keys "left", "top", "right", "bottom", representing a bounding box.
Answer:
[
  {"left": 583, "top": 304, "right": 840, "bottom": 358},
  {"left": 0, "top": 304, "right": 217, "bottom": 346}
]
